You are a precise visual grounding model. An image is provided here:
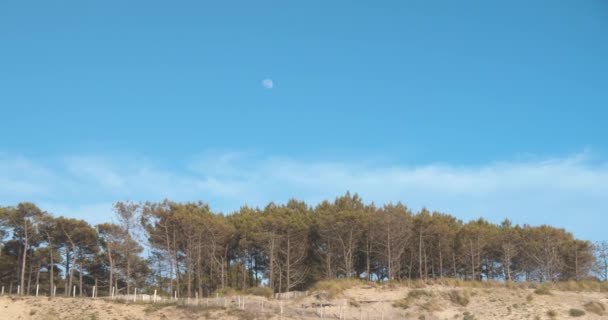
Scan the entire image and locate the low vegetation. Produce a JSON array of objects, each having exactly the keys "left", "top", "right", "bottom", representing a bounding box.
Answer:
[
  {"left": 313, "top": 278, "right": 365, "bottom": 298},
  {"left": 534, "top": 287, "right": 552, "bottom": 295},
  {"left": 245, "top": 286, "right": 273, "bottom": 298},
  {"left": 568, "top": 308, "right": 586, "bottom": 317},
  {"left": 583, "top": 301, "right": 606, "bottom": 315},
  {"left": 462, "top": 311, "right": 476, "bottom": 320},
  {"left": 447, "top": 289, "right": 471, "bottom": 306}
]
